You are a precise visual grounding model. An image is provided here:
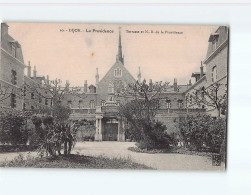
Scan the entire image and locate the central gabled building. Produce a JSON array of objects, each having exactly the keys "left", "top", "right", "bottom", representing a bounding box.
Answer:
[{"left": 63, "top": 28, "right": 207, "bottom": 141}]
